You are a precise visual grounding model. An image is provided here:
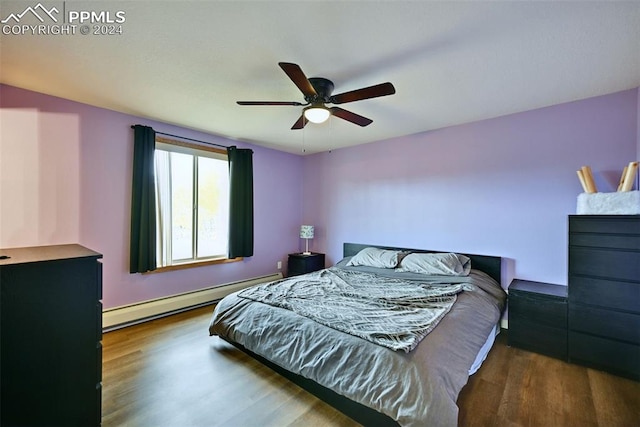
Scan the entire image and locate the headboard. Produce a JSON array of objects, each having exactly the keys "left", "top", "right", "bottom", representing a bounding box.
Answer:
[{"left": 343, "top": 242, "right": 502, "bottom": 284}]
